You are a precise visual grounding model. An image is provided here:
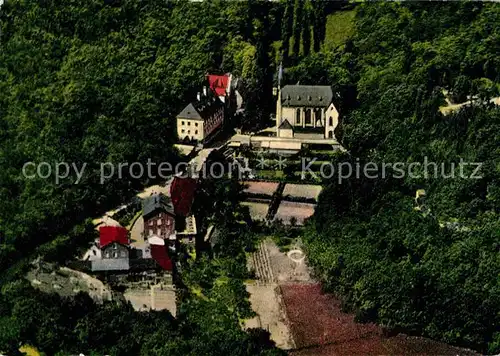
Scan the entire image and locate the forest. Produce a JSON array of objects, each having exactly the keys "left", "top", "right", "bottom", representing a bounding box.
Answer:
[
  {"left": 300, "top": 2, "right": 500, "bottom": 354},
  {"left": 0, "top": 0, "right": 499, "bottom": 354},
  {"left": 0, "top": 0, "right": 283, "bottom": 354}
]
